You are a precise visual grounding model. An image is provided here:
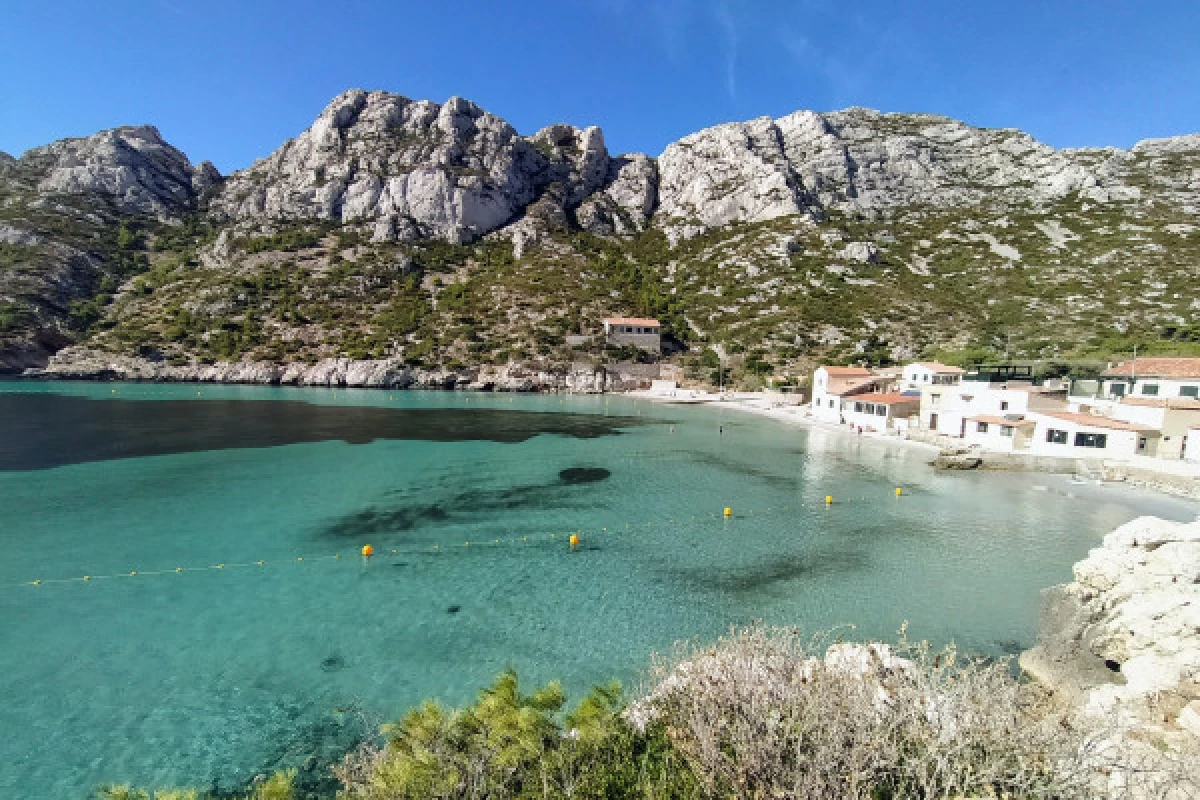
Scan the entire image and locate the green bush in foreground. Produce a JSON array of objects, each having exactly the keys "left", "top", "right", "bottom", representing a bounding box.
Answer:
[
  {"left": 97, "top": 627, "right": 1200, "bottom": 800},
  {"left": 96, "top": 769, "right": 296, "bottom": 800},
  {"left": 334, "top": 670, "right": 697, "bottom": 800}
]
